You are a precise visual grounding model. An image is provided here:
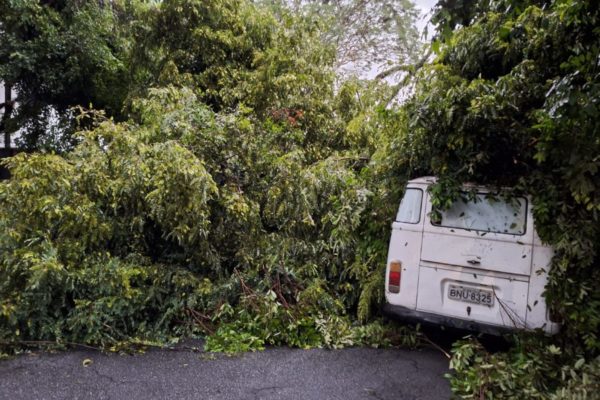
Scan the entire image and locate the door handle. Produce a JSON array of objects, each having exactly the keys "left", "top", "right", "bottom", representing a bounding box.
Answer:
[{"left": 467, "top": 259, "right": 481, "bottom": 265}]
